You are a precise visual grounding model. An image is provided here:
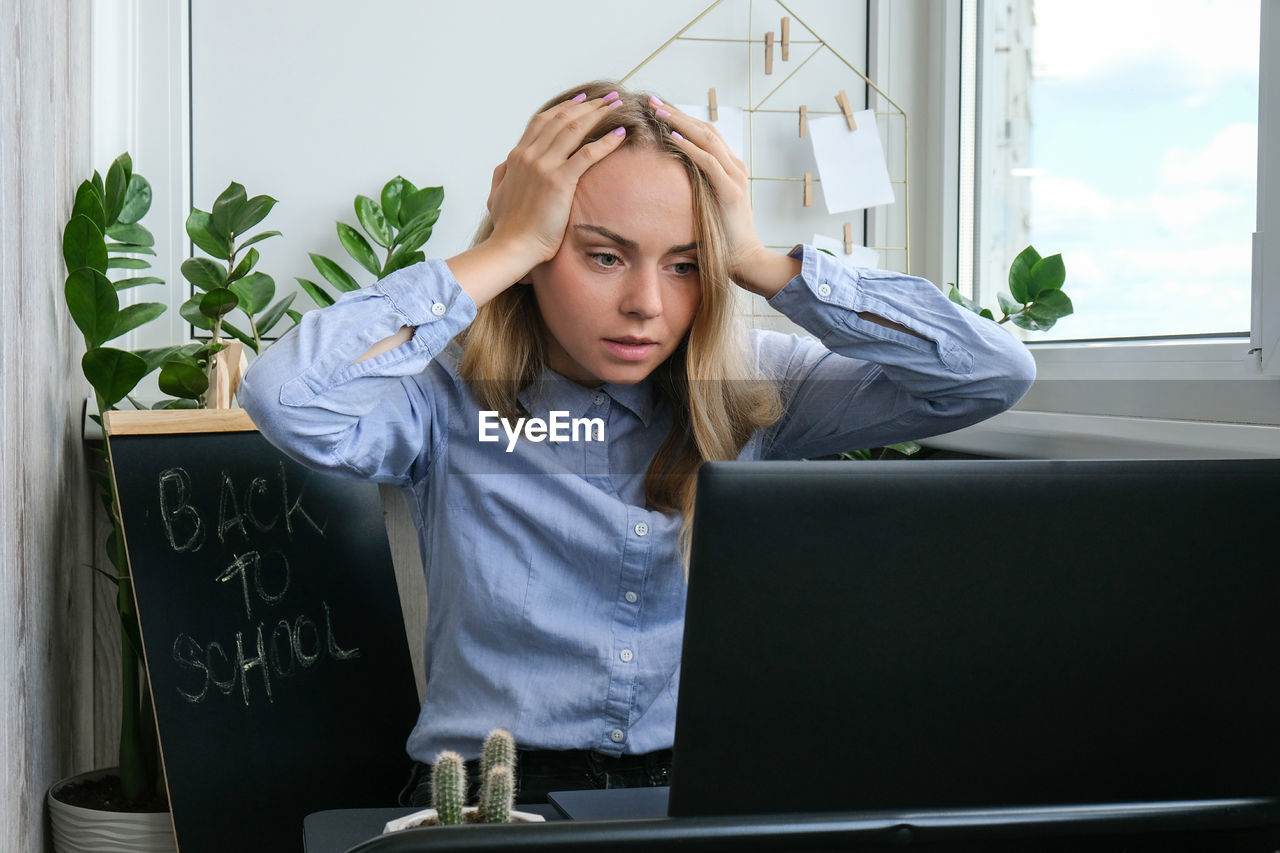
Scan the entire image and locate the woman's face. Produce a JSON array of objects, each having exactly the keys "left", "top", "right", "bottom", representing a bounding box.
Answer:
[{"left": 529, "top": 145, "right": 702, "bottom": 387}]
